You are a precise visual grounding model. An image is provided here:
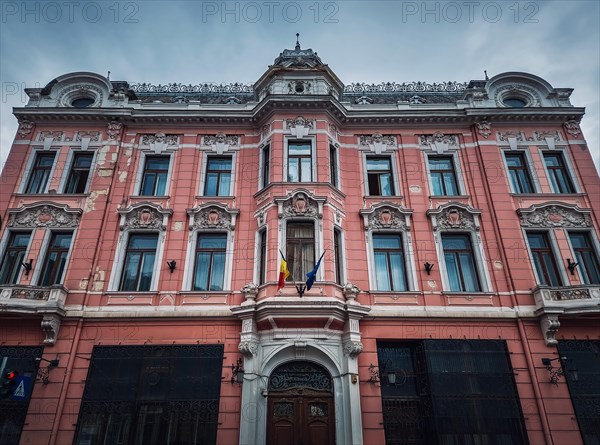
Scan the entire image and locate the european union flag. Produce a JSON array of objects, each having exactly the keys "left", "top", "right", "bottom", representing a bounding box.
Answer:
[{"left": 305, "top": 251, "right": 326, "bottom": 290}]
